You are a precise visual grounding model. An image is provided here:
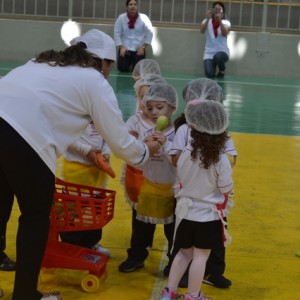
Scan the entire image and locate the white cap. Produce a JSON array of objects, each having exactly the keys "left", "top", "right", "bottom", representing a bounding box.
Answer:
[
  {"left": 185, "top": 99, "right": 228, "bottom": 134},
  {"left": 70, "top": 29, "right": 116, "bottom": 61}
]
